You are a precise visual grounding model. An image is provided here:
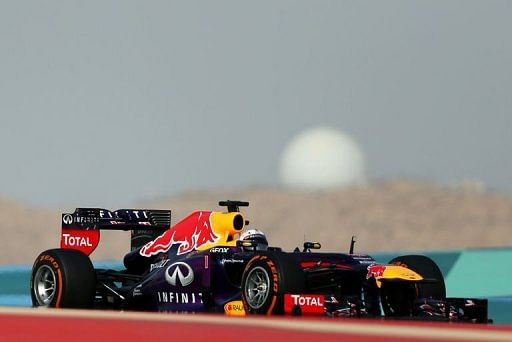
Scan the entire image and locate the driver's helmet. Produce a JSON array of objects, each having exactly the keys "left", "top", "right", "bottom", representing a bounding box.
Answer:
[{"left": 240, "top": 229, "right": 268, "bottom": 250}]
